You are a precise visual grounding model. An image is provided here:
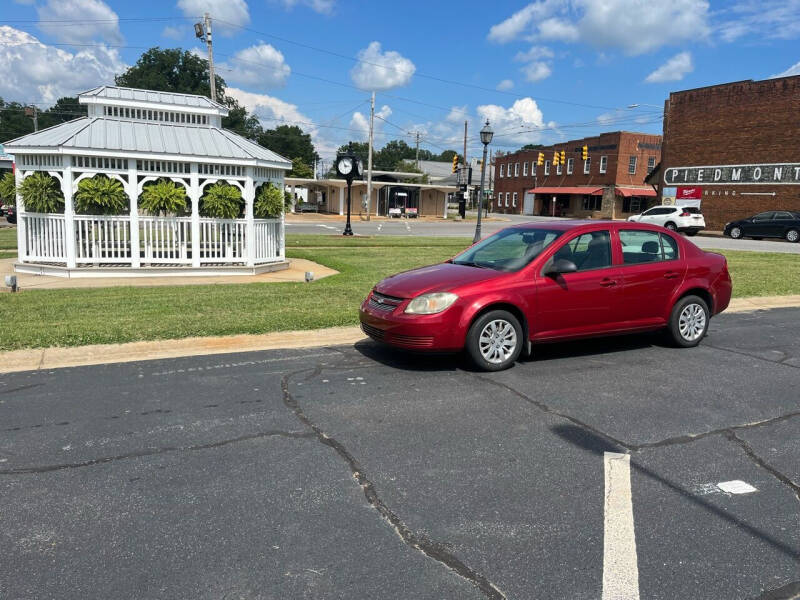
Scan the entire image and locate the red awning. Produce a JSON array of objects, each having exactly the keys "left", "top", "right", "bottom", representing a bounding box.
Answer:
[
  {"left": 528, "top": 187, "right": 603, "bottom": 195},
  {"left": 615, "top": 187, "right": 657, "bottom": 197}
]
